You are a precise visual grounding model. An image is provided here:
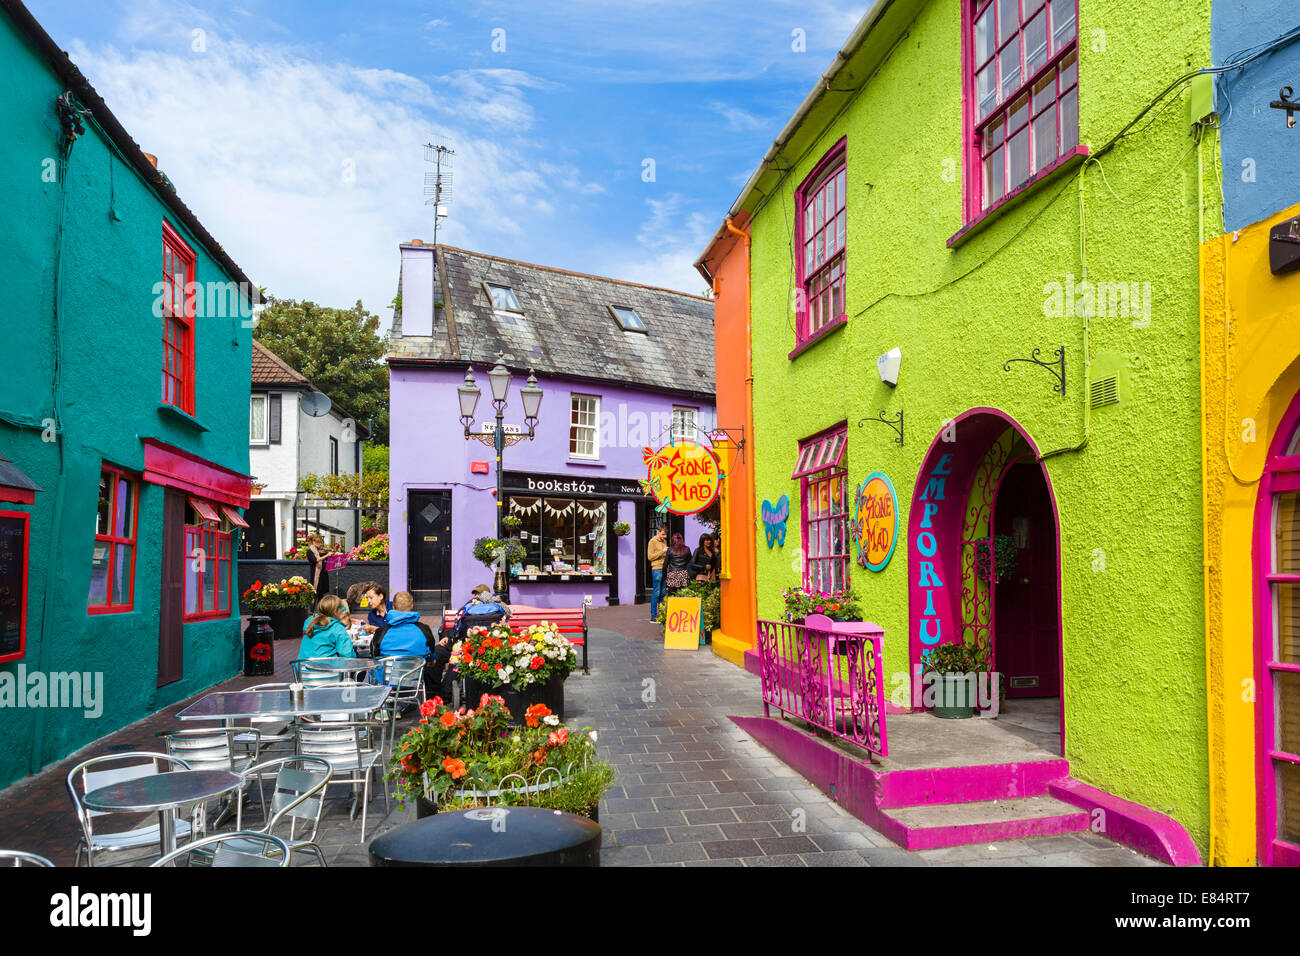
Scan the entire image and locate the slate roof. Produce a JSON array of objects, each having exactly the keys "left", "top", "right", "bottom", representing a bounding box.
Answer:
[
  {"left": 250, "top": 340, "right": 310, "bottom": 387},
  {"left": 391, "top": 245, "right": 716, "bottom": 400}
]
